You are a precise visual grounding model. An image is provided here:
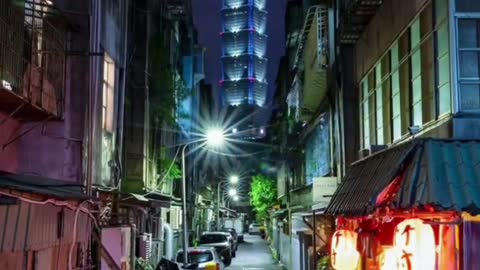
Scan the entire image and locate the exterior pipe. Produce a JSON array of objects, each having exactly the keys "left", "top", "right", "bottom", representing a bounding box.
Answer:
[
  {"left": 163, "top": 222, "right": 174, "bottom": 260},
  {"left": 115, "top": 0, "right": 129, "bottom": 190}
]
